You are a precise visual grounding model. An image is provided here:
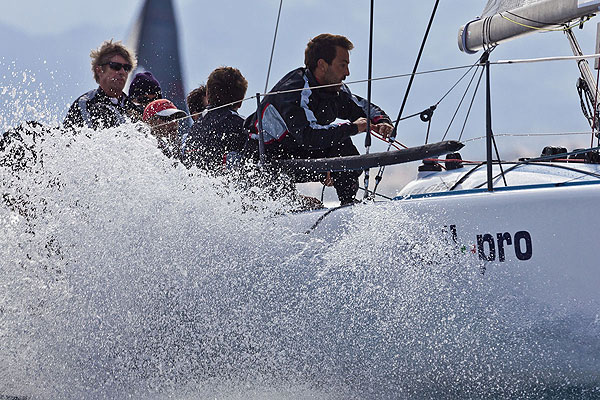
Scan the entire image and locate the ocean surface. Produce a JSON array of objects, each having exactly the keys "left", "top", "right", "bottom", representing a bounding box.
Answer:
[{"left": 0, "top": 123, "right": 598, "bottom": 399}]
